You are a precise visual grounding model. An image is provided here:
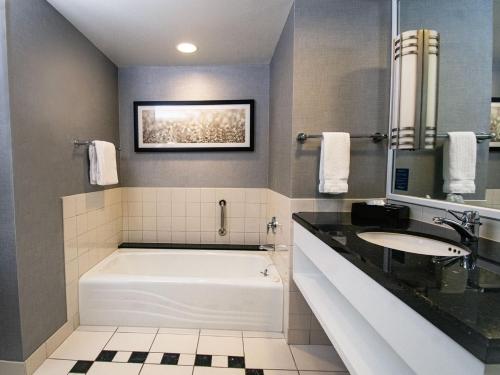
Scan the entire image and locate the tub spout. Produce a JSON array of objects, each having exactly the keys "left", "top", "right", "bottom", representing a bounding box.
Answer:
[{"left": 259, "top": 244, "right": 275, "bottom": 251}]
